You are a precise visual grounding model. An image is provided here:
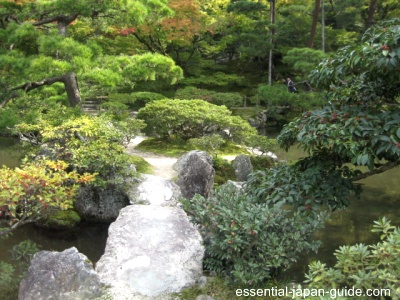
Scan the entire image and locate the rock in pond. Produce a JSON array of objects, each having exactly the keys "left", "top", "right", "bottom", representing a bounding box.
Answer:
[
  {"left": 96, "top": 205, "right": 204, "bottom": 299},
  {"left": 18, "top": 247, "right": 102, "bottom": 300}
]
